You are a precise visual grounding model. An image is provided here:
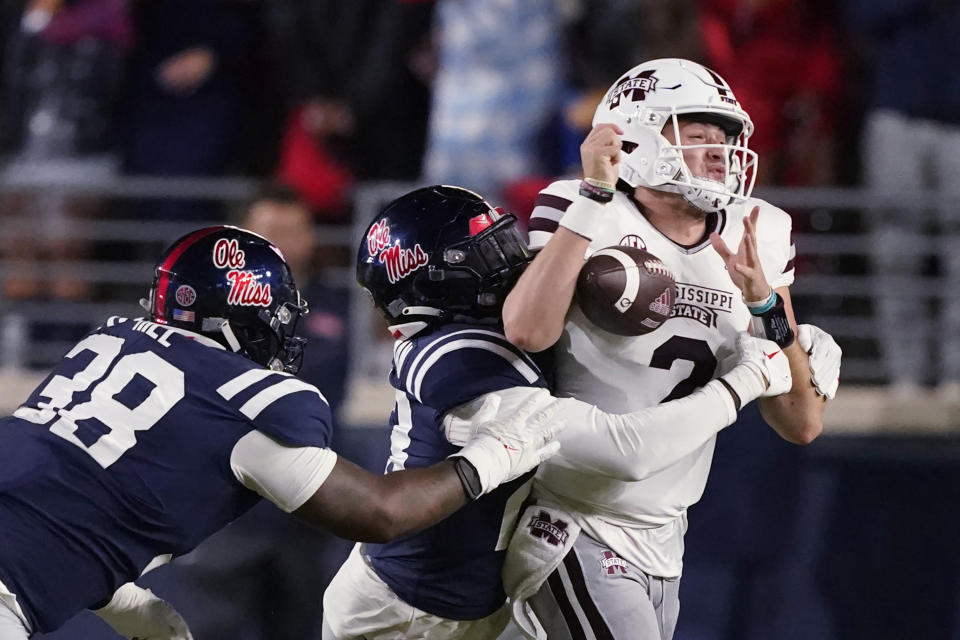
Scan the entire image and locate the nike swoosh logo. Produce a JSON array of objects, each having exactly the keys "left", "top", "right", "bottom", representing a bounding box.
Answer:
[{"left": 764, "top": 351, "right": 781, "bottom": 359}]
